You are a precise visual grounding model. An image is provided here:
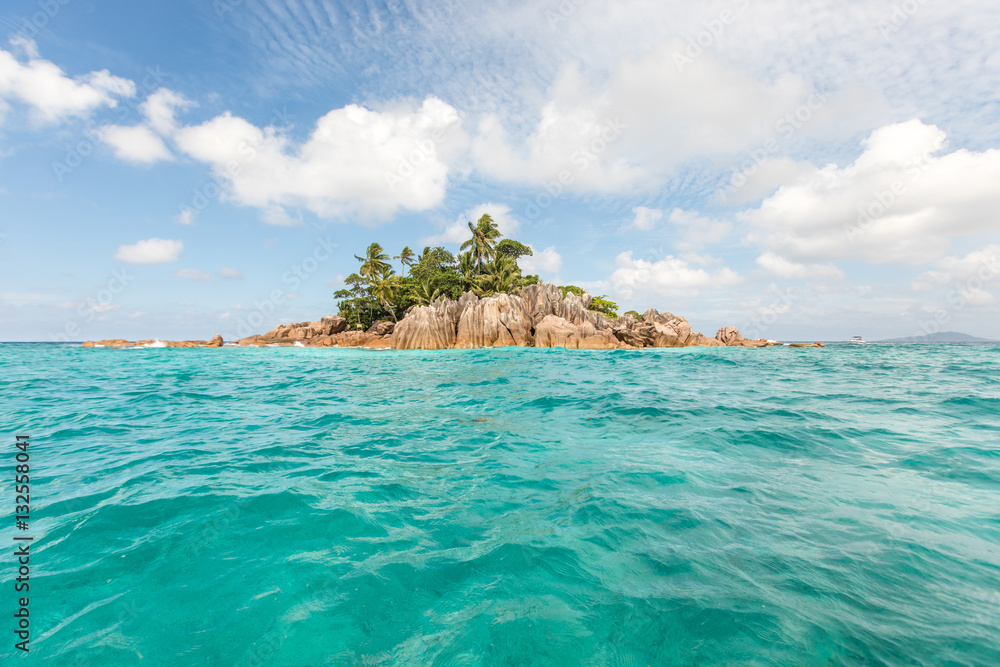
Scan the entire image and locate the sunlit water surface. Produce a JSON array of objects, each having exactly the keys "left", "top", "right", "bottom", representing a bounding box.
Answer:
[{"left": 2, "top": 343, "right": 999, "bottom": 665}]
